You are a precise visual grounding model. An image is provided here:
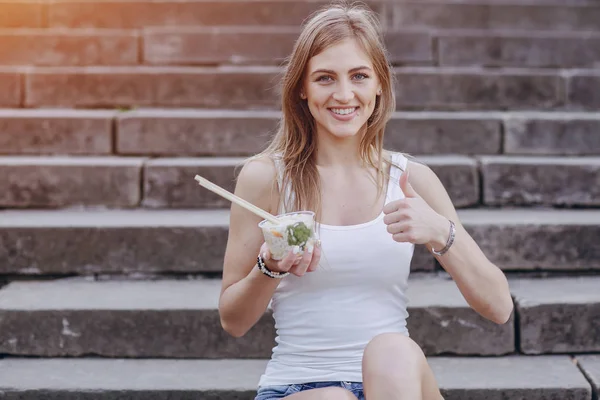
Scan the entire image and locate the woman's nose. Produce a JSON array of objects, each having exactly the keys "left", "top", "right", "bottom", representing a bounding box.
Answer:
[{"left": 332, "top": 81, "right": 355, "bottom": 102}]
